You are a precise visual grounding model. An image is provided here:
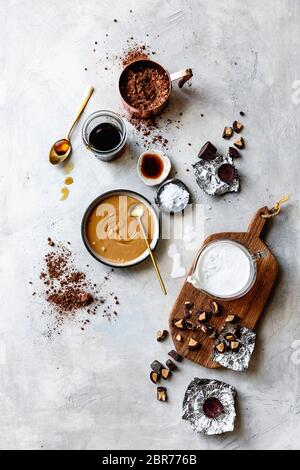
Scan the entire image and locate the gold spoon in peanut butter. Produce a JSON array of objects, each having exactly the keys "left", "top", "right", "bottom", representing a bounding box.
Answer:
[{"left": 49, "top": 86, "right": 94, "bottom": 165}]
